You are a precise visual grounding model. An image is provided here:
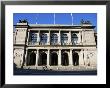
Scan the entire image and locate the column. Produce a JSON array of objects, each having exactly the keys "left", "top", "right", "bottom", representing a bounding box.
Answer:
[
  {"left": 82, "top": 30, "right": 85, "bottom": 45},
  {"left": 58, "top": 30, "right": 61, "bottom": 45},
  {"left": 79, "top": 49, "right": 84, "bottom": 66},
  {"left": 47, "top": 49, "right": 50, "bottom": 66},
  {"left": 24, "top": 49, "right": 28, "bottom": 66},
  {"left": 47, "top": 31, "right": 50, "bottom": 45},
  {"left": 82, "top": 31, "right": 83, "bottom": 44},
  {"left": 78, "top": 31, "right": 82, "bottom": 45},
  {"left": 69, "top": 49, "right": 73, "bottom": 66},
  {"left": 38, "top": 31, "right": 40, "bottom": 45},
  {"left": 69, "top": 31, "right": 72, "bottom": 45},
  {"left": 26, "top": 31, "right": 30, "bottom": 45},
  {"left": 58, "top": 49, "right": 61, "bottom": 66},
  {"left": 36, "top": 50, "right": 39, "bottom": 66},
  {"left": 83, "top": 49, "right": 86, "bottom": 66}
]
